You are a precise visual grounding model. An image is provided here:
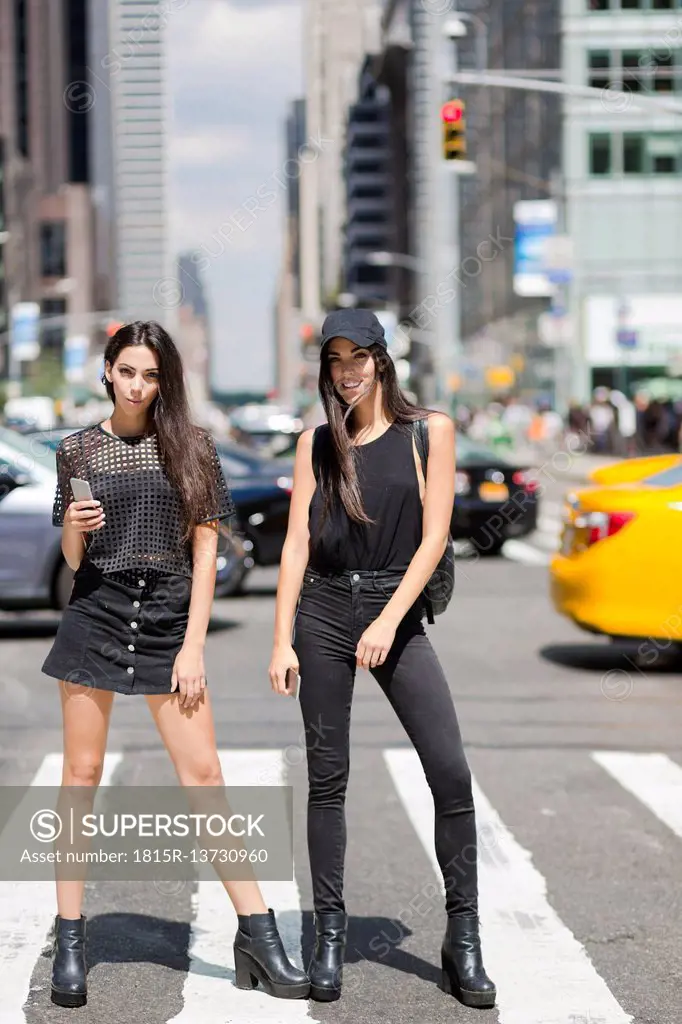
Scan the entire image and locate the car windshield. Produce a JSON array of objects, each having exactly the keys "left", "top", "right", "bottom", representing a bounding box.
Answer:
[
  {"left": 643, "top": 464, "right": 682, "bottom": 488},
  {"left": 0, "top": 425, "right": 57, "bottom": 473}
]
